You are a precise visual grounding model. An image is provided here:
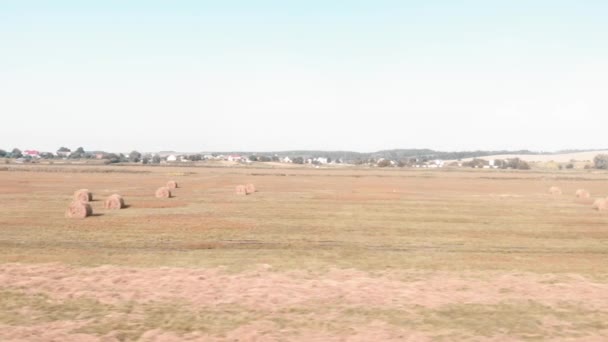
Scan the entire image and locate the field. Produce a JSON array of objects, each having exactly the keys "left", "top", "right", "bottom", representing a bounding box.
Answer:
[{"left": 1, "top": 165, "right": 608, "bottom": 341}]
